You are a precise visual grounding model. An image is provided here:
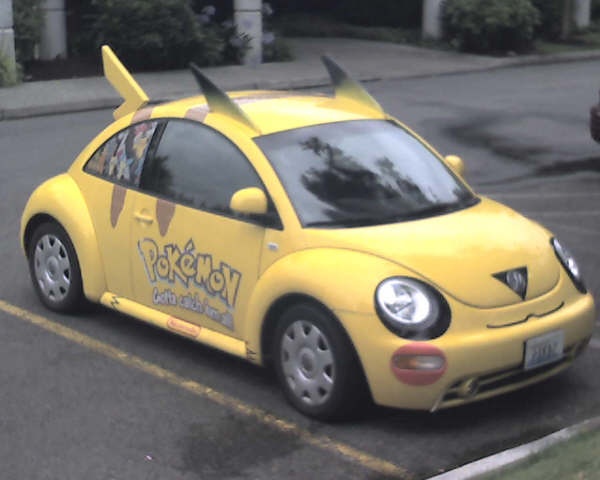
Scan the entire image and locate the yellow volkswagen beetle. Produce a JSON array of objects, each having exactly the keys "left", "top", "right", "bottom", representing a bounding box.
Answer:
[{"left": 20, "top": 47, "right": 595, "bottom": 420}]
